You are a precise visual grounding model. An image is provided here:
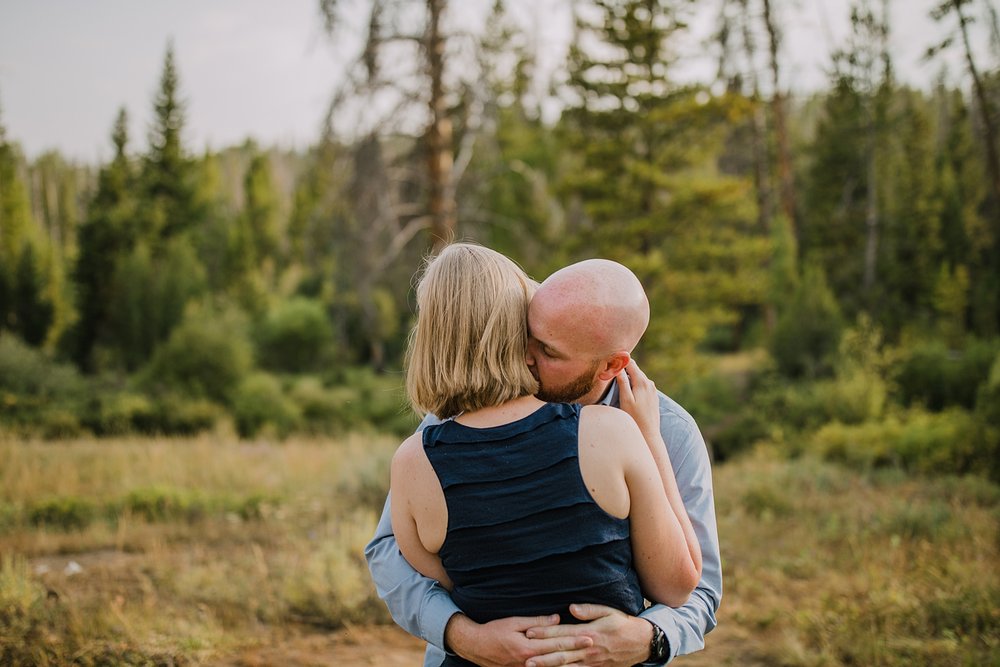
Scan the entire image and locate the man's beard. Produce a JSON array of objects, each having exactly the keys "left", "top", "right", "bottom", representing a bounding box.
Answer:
[{"left": 534, "top": 361, "right": 601, "bottom": 403}]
